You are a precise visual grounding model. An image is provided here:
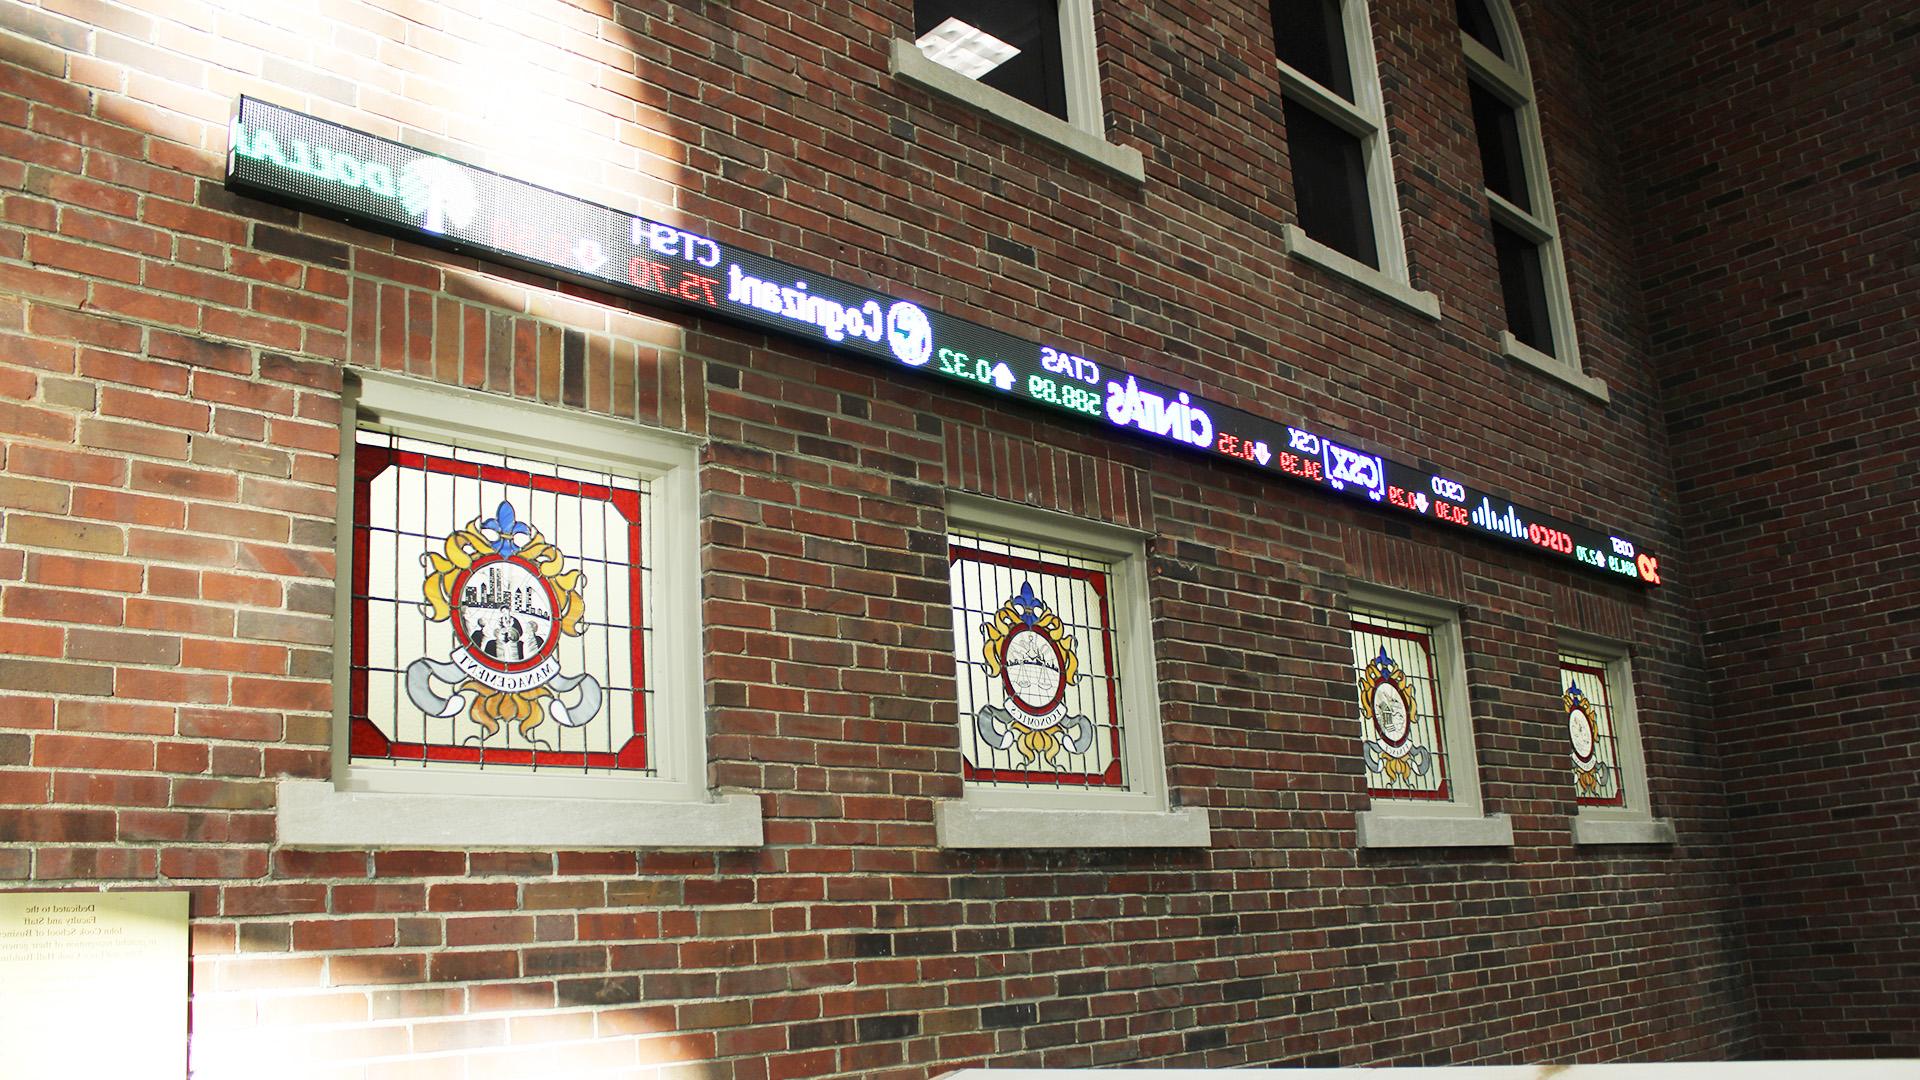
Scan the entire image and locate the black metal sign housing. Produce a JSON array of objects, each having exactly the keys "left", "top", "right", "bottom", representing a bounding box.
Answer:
[{"left": 225, "top": 96, "right": 1662, "bottom": 587}]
